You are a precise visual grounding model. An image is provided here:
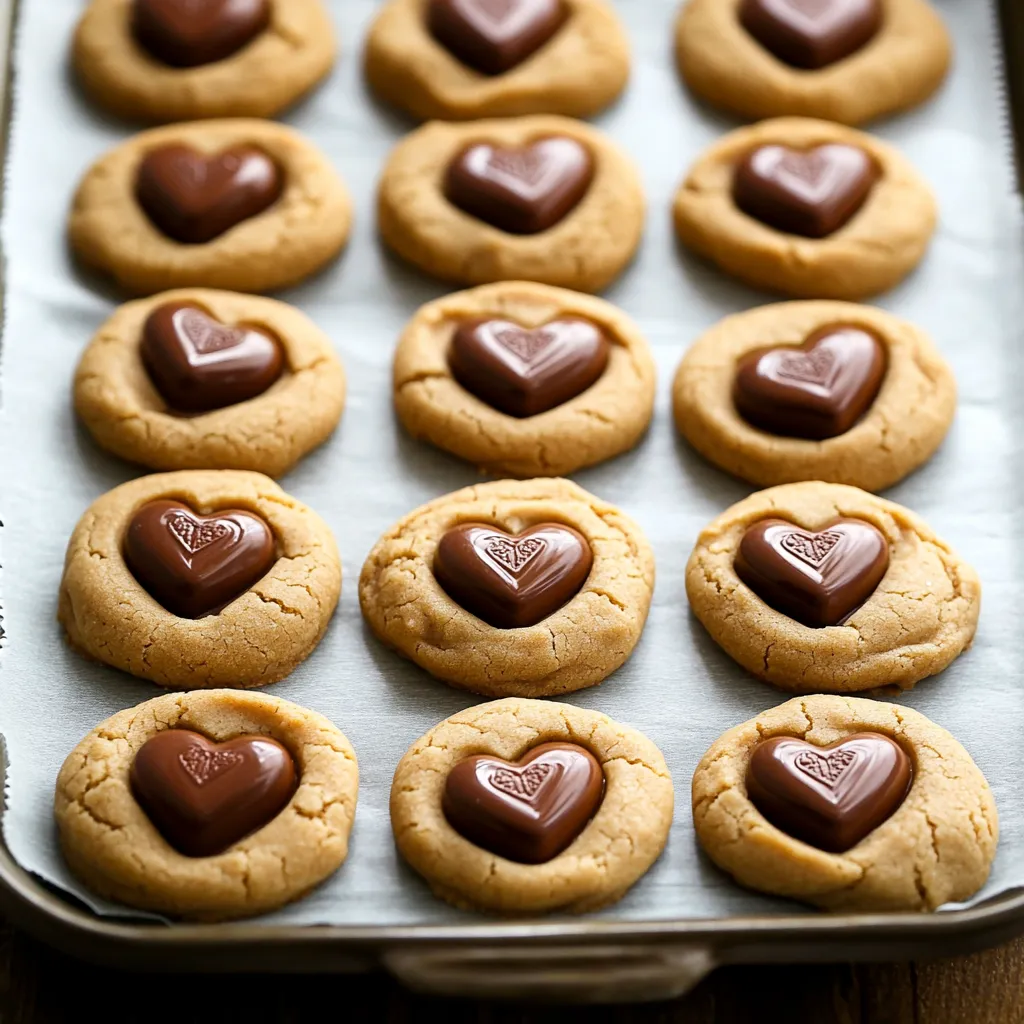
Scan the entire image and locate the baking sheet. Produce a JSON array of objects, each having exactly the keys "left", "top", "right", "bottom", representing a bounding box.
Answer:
[{"left": 1, "top": 0, "right": 1022, "bottom": 927}]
